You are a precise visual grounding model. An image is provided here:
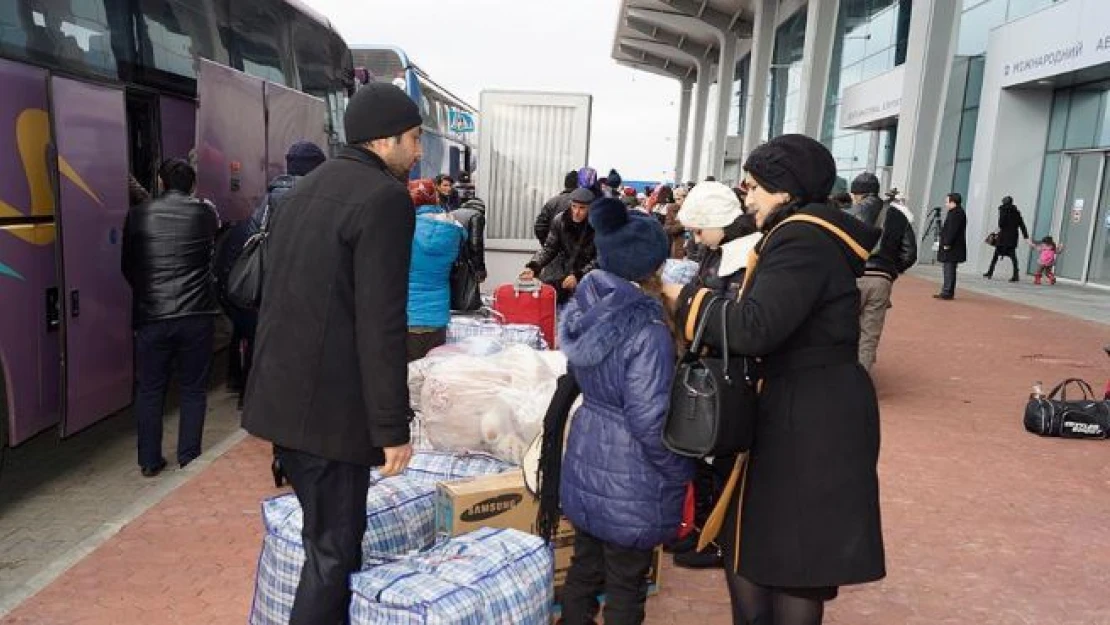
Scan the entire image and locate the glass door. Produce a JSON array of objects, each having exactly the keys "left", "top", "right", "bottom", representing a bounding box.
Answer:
[
  {"left": 1087, "top": 155, "right": 1110, "bottom": 286},
  {"left": 1055, "top": 153, "right": 1103, "bottom": 281}
]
